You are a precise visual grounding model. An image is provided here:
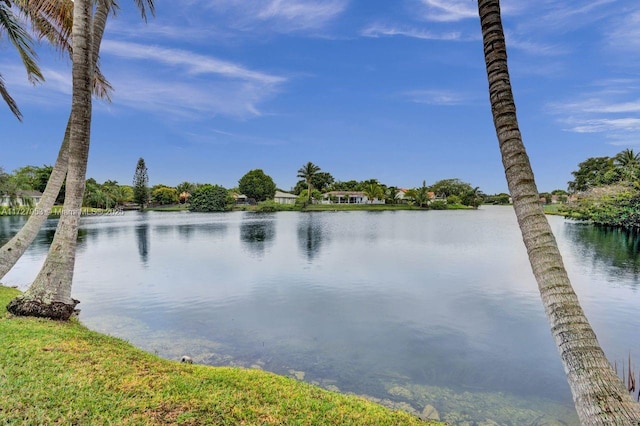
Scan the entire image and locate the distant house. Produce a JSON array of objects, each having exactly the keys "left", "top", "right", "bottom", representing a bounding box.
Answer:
[
  {"left": 0, "top": 190, "right": 43, "bottom": 207},
  {"left": 274, "top": 191, "right": 297, "bottom": 205},
  {"left": 322, "top": 191, "right": 384, "bottom": 205},
  {"left": 233, "top": 194, "right": 248, "bottom": 205}
]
